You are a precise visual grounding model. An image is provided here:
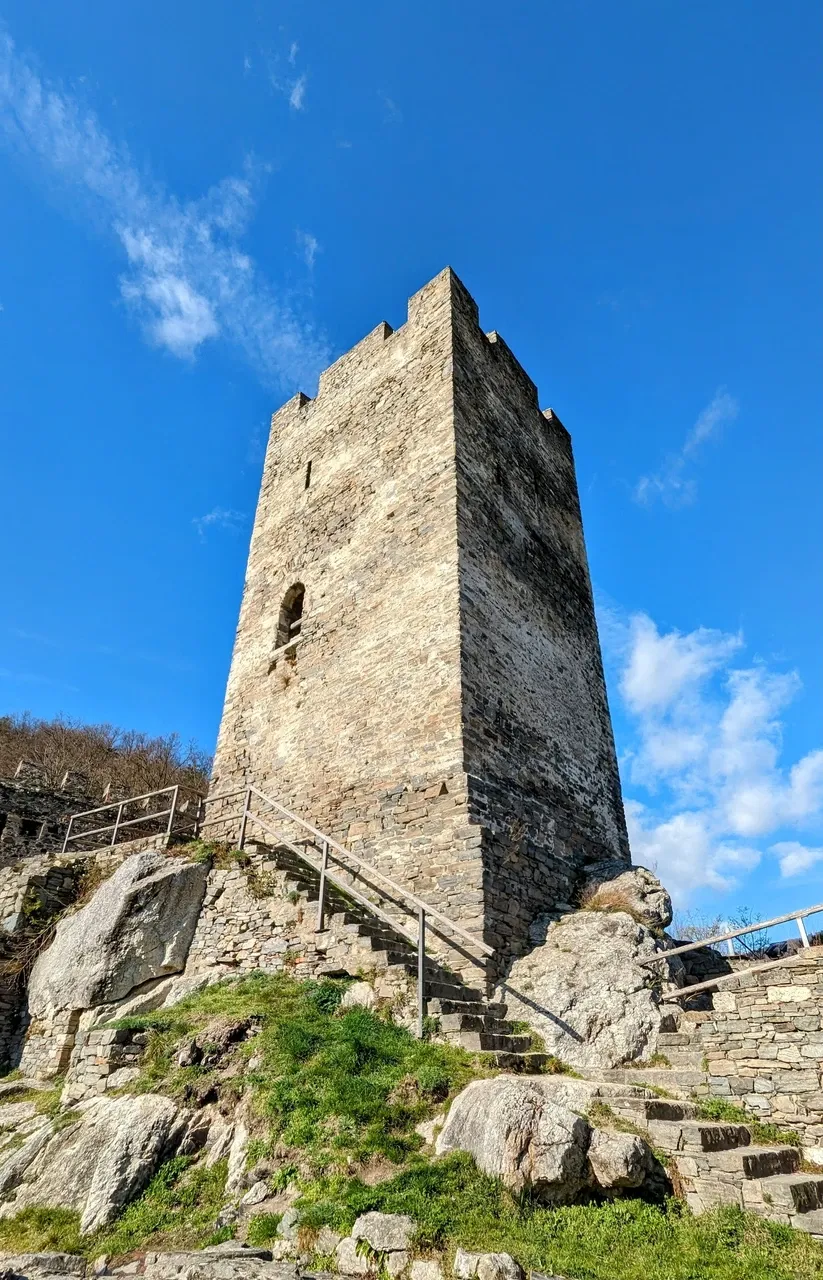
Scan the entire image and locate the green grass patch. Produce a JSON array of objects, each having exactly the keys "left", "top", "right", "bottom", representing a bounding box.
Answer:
[
  {"left": 695, "top": 1097, "right": 802, "bottom": 1147},
  {"left": 0, "top": 1207, "right": 84, "bottom": 1255},
  {"left": 113, "top": 972, "right": 482, "bottom": 1175},
  {"left": 92, "top": 1156, "right": 230, "bottom": 1257},
  {"left": 295, "top": 1153, "right": 823, "bottom": 1279}
]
